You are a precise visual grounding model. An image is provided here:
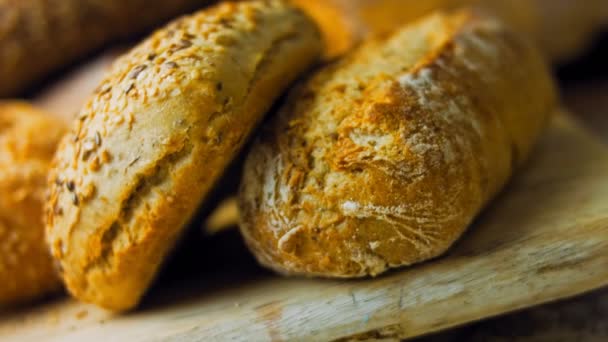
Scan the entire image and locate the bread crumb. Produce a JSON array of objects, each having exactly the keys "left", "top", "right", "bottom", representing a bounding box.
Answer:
[{"left": 75, "top": 310, "right": 88, "bottom": 320}]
